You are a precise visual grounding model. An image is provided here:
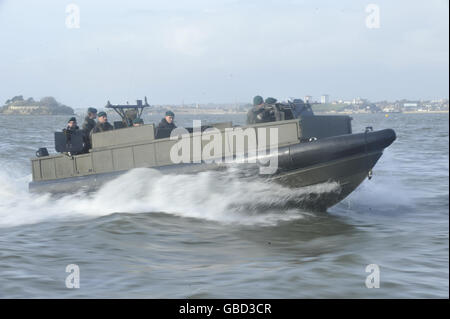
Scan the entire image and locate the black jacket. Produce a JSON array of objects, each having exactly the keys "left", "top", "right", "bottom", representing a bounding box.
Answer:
[
  {"left": 156, "top": 118, "right": 177, "bottom": 139},
  {"left": 157, "top": 118, "right": 177, "bottom": 130},
  {"left": 82, "top": 116, "right": 96, "bottom": 135},
  {"left": 92, "top": 121, "right": 114, "bottom": 133},
  {"left": 64, "top": 125, "right": 80, "bottom": 133}
]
